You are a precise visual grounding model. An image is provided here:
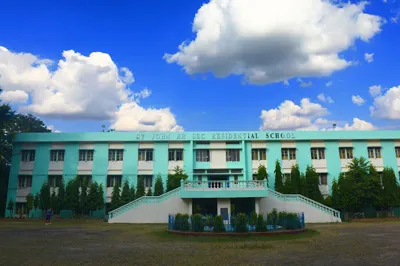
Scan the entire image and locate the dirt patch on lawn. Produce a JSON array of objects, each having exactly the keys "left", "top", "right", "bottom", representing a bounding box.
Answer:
[{"left": 0, "top": 220, "right": 400, "bottom": 265}]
